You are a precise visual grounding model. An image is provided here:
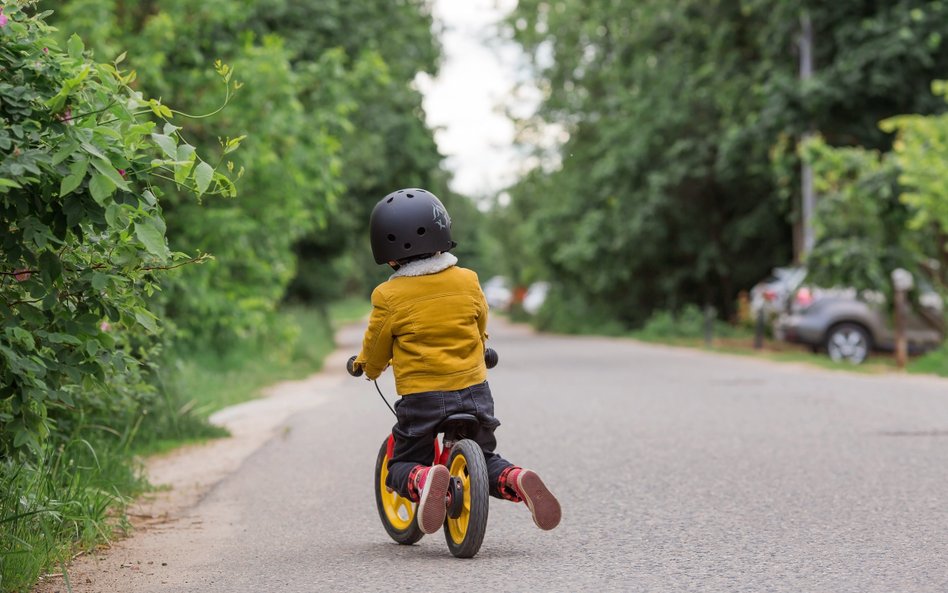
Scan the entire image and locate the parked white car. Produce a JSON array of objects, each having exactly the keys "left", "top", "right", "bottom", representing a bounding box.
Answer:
[
  {"left": 522, "top": 282, "right": 550, "bottom": 315},
  {"left": 750, "top": 266, "right": 808, "bottom": 319},
  {"left": 482, "top": 276, "right": 513, "bottom": 310}
]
